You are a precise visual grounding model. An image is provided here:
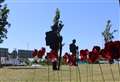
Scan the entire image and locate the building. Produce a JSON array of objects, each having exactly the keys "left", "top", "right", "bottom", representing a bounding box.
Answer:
[
  {"left": 0, "top": 48, "right": 34, "bottom": 65},
  {"left": 0, "top": 48, "right": 9, "bottom": 57},
  {"left": 18, "top": 49, "right": 33, "bottom": 58},
  {"left": 0, "top": 48, "right": 9, "bottom": 65}
]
